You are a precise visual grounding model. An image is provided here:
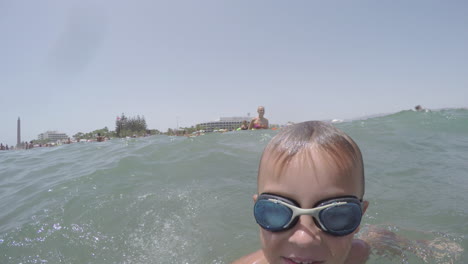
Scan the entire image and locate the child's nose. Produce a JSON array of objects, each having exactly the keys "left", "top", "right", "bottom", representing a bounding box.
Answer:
[{"left": 288, "top": 215, "right": 322, "bottom": 247}]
